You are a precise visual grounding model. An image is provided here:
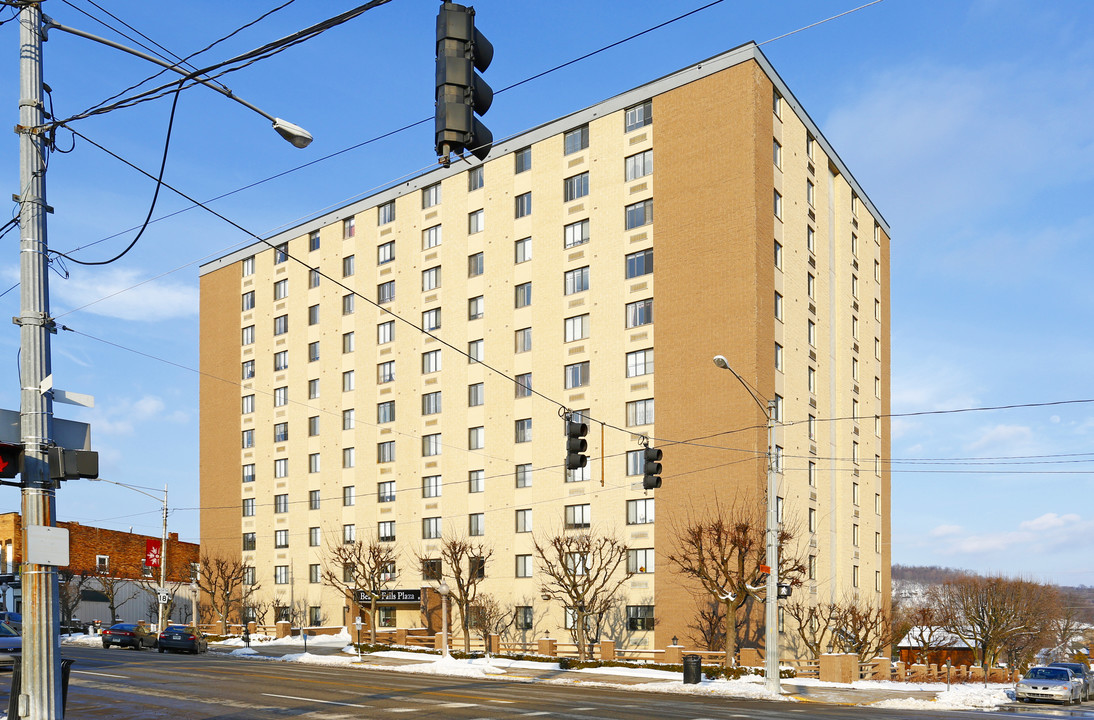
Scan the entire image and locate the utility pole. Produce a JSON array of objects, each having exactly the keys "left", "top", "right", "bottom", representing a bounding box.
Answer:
[
  {"left": 17, "top": 2, "right": 63, "bottom": 717},
  {"left": 764, "top": 398, "right": 780, "bottom": 694},
  {"left": 158, "top": 485, "right": 167, "bottom": 632}
]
